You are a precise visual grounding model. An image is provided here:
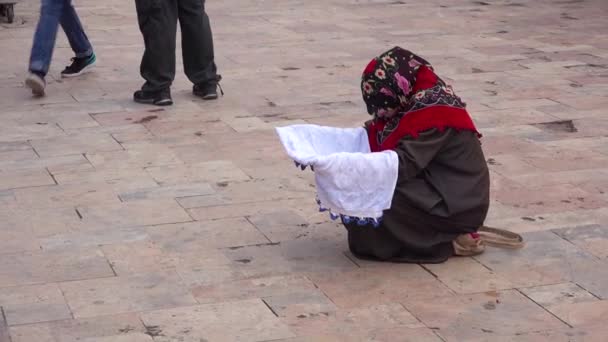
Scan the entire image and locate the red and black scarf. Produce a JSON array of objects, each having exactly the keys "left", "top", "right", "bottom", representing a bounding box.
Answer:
[{"left": 361, "top": 47, "right": 480, "bottom": 152}]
